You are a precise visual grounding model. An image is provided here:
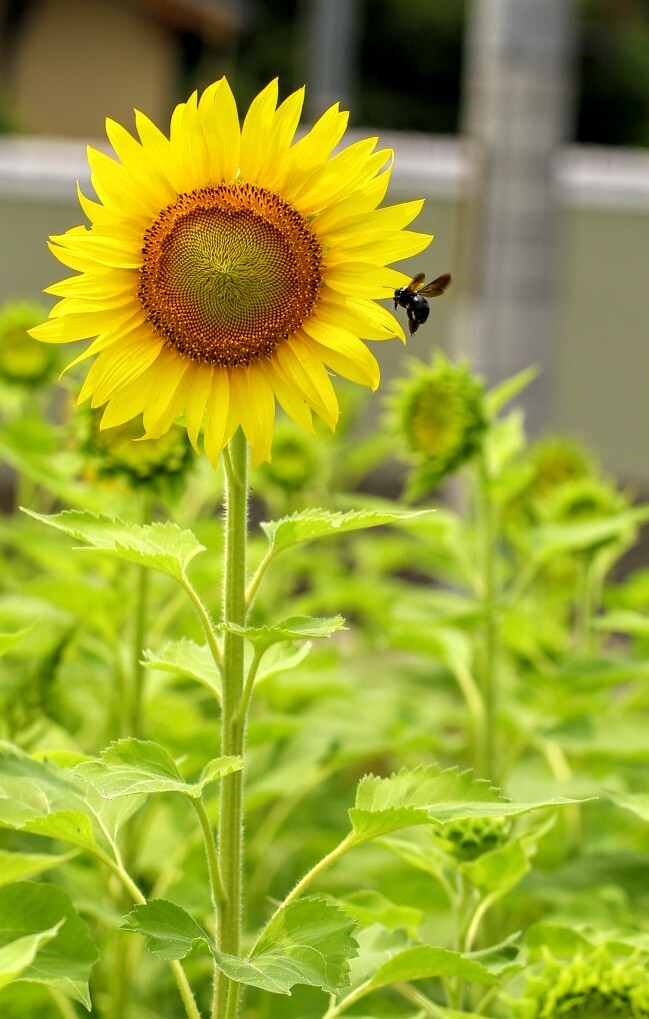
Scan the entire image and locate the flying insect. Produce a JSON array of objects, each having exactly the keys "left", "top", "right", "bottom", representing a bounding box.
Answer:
[{"left": 393, "top": 272, "right": 452, "bottom": 336}]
